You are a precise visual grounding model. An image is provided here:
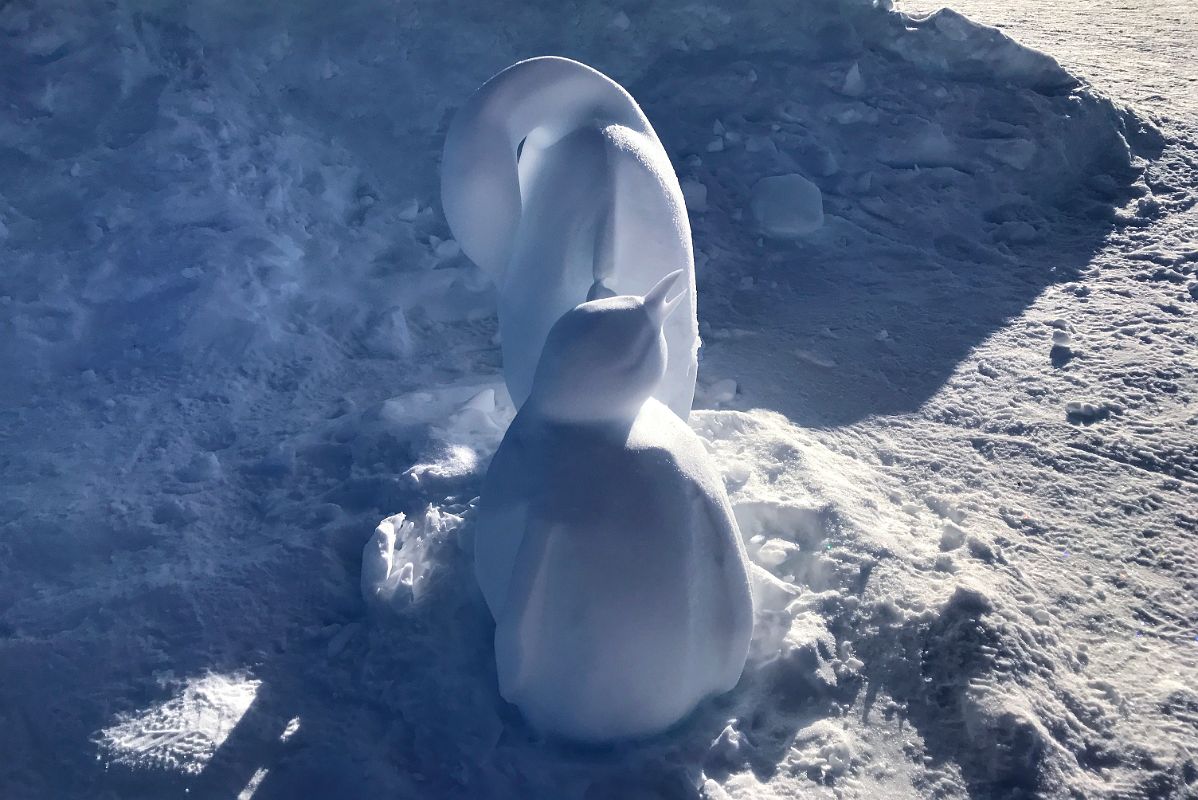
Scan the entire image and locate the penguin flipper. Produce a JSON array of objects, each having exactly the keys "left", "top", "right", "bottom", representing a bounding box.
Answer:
[
  {"left": 493, "top": 516, "right": 555, "bottom": 704},
  {"left": 693, "top": 484, "right": 755, "bottom": 690}
]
